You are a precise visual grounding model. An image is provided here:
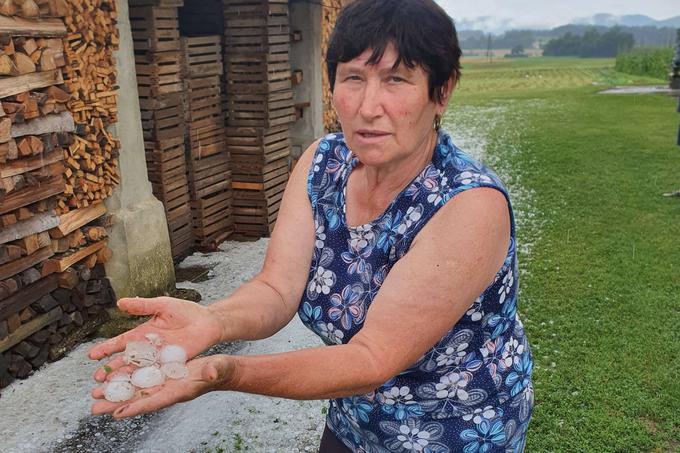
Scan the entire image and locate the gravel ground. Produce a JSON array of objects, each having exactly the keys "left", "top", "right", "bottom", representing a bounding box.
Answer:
[{"left": 0, "top": 240, "right": 327, "bottom": 453}]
